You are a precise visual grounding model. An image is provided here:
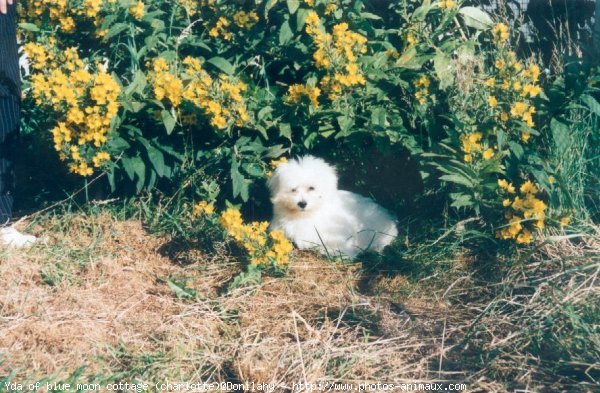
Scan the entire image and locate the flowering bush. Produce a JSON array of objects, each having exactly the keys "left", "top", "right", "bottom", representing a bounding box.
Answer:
[
  {"left": 187, "top": 200, "right": 293, "bottom": 284},
  {"left": 19, "top": 0, "right": 582, "bottom": 246},
  {"left": 219, "top": 207, "right": 293, "bottom": 269}
]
